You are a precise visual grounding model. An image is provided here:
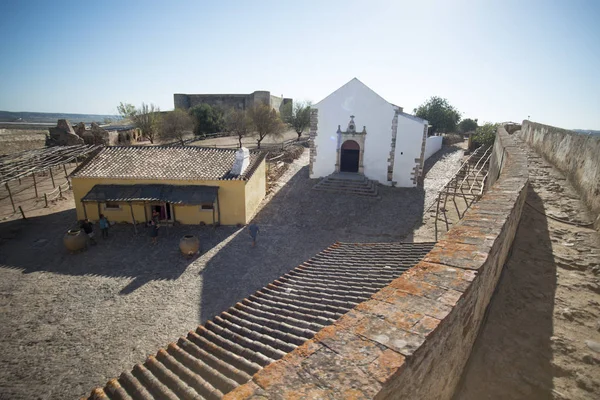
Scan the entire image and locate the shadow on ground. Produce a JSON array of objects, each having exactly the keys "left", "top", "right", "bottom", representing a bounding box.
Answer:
[
  {"left": 453, "top": 185, "right": 556, "bottom": 399},
  {"left": 199, "top": 164, "right": 425, "bottom": 322},
  {"left": 0, "top": 208, "right": 237, "bottom": 294}
]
